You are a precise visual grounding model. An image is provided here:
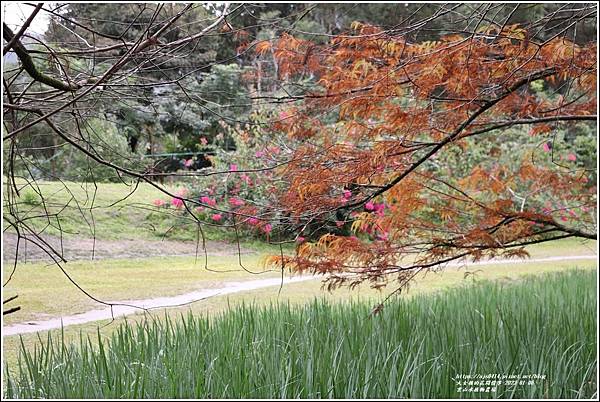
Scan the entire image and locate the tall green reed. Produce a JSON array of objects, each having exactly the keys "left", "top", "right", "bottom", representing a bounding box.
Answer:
[{"left": 4, "top": 269, "right": 596, "bottom": 399}]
